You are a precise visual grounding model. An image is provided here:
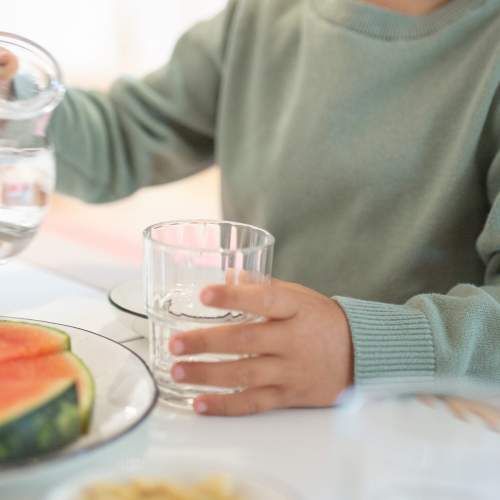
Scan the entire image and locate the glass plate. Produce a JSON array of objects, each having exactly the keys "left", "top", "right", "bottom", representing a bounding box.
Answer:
[{"left": 0, "top": 317, "right": 158, "bottom": 482}]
